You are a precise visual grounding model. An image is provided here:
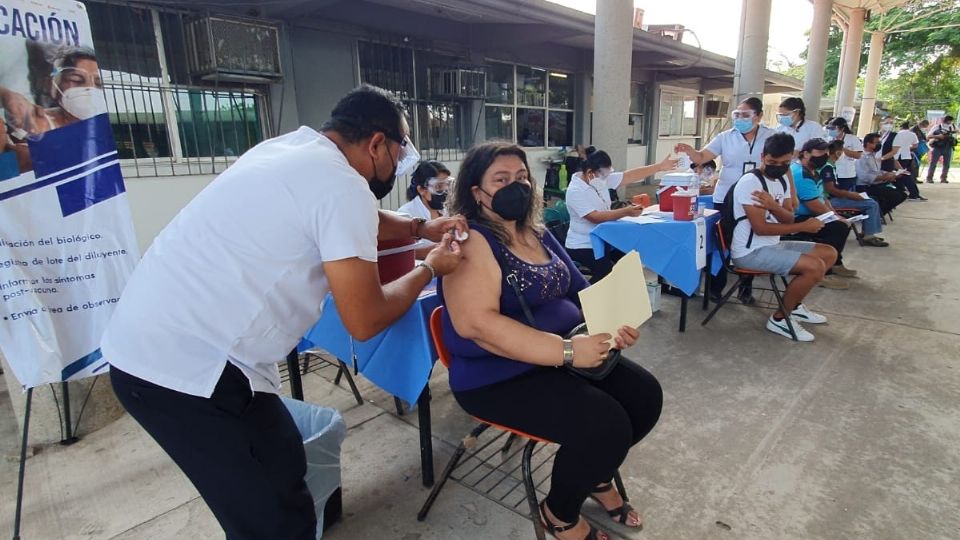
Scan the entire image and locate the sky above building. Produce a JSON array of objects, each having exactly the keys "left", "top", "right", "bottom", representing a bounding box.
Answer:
[{"left": 546, "top": 0, "right": 814, "bottom": 71}]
